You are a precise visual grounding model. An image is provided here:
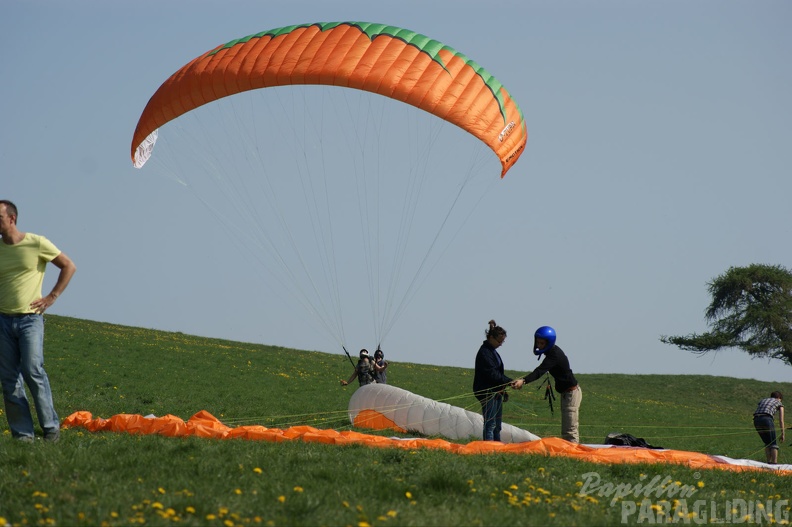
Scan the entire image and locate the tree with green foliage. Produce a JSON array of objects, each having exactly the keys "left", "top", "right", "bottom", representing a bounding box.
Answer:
[{"left": 660, "top": 264, "right": 792, "bottom": 367}]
